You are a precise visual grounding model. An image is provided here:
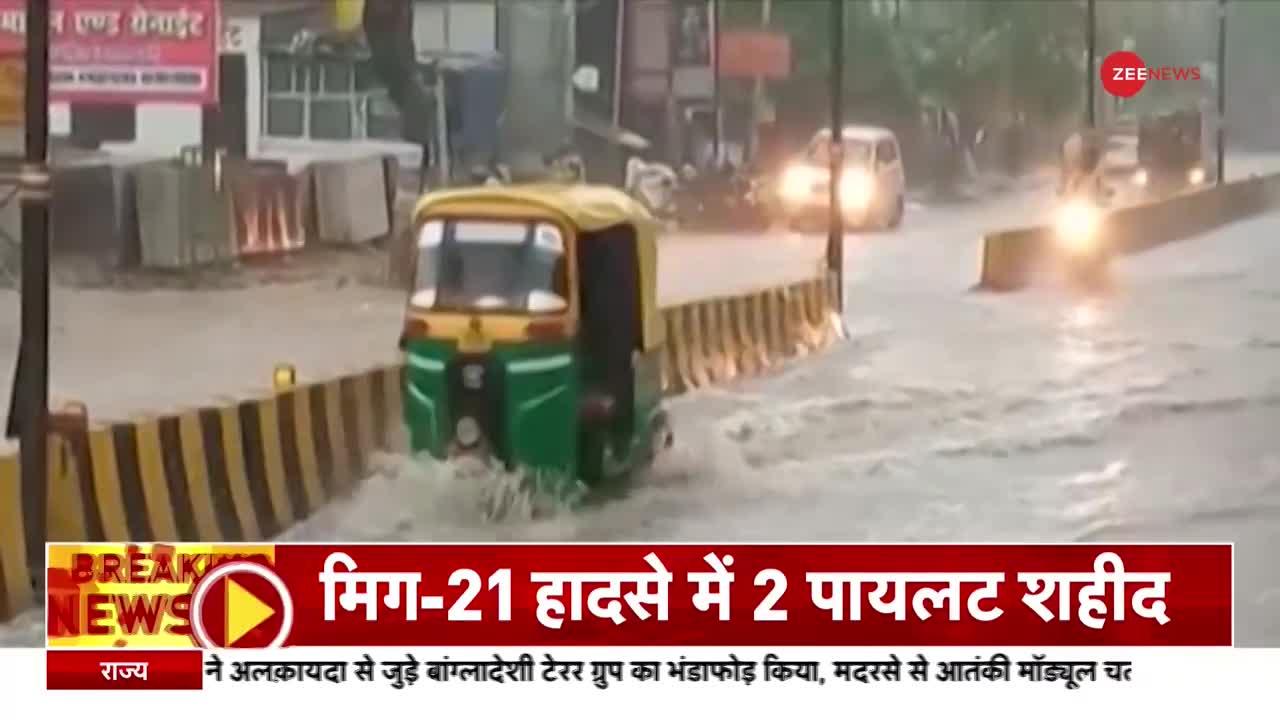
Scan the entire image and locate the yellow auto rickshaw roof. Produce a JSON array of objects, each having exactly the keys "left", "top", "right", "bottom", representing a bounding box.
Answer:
[{"left": 413, "top": 182, "right": 659, "bottom": 233}]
